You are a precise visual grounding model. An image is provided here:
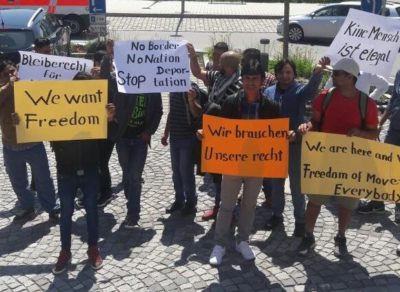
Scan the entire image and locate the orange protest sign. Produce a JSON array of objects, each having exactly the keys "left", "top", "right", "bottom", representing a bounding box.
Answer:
[{"left": 201, "top": 115, "right": 289, "bottom": 178}]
